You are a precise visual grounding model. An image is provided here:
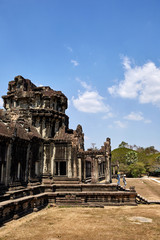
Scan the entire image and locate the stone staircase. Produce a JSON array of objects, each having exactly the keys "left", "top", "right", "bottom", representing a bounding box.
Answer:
[
  {"left": 136, "top": 194, "right": 160, "bottom": 204},
  {"left": 0, "top": 182, "right": 137, "bottom": 225}
]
